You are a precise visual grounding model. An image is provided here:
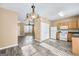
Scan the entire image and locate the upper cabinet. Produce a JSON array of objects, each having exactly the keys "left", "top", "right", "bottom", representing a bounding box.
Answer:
[
  {"left": 50, "top": 16, "right": 79, "bottom": 29},
  {"left": 78, "top": 19, "right": 79, "bottom": 28},
  {"left": 68, "top": 20, "right": 77, "bottom": 29}
]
